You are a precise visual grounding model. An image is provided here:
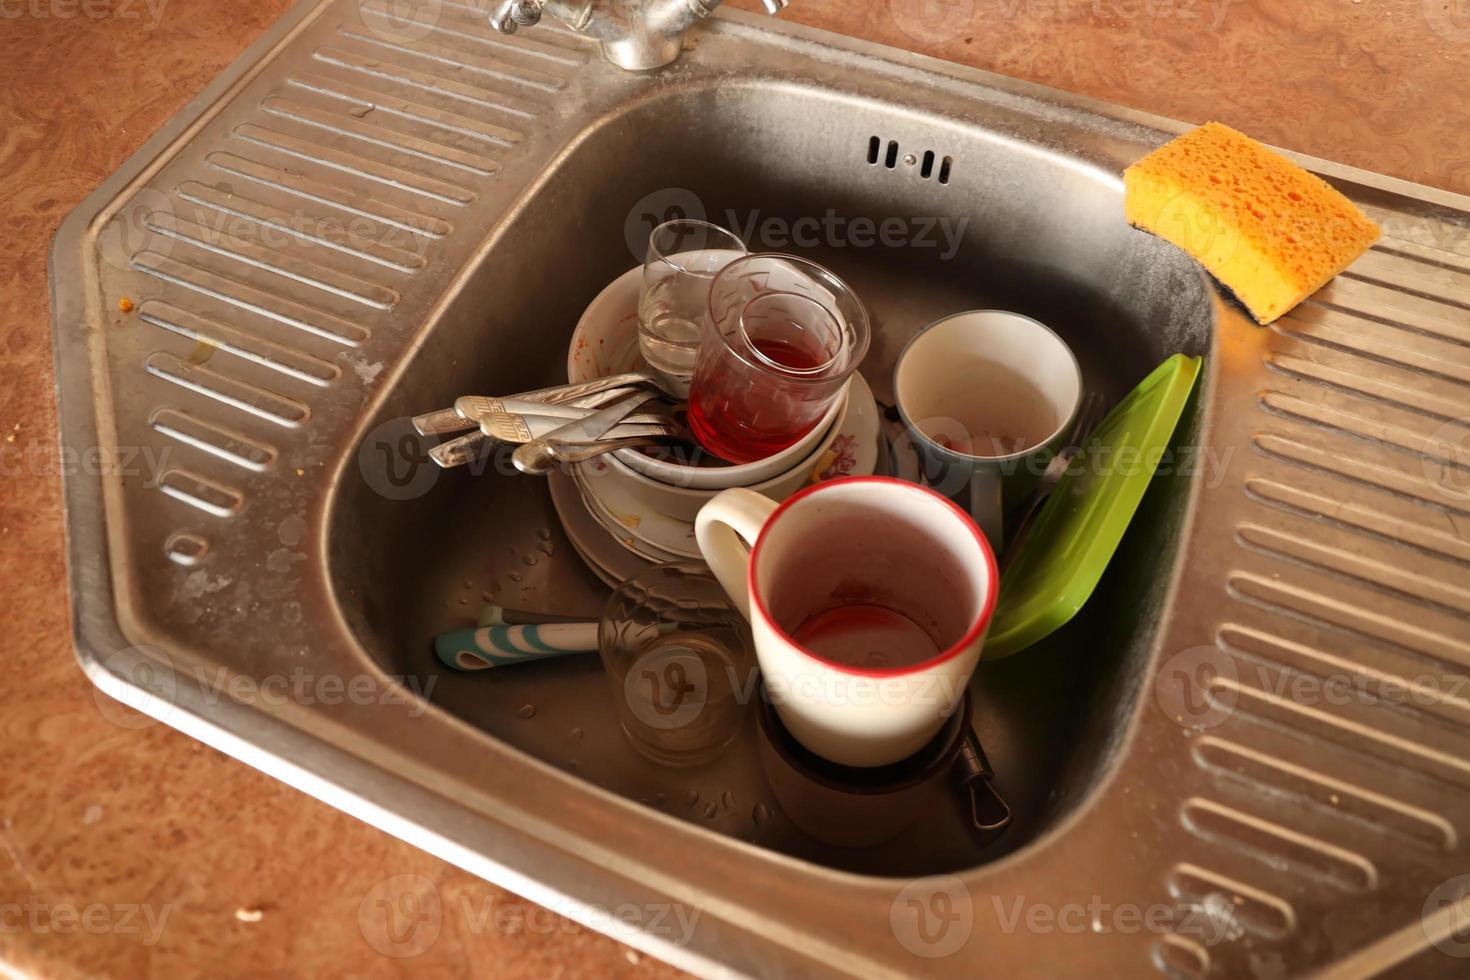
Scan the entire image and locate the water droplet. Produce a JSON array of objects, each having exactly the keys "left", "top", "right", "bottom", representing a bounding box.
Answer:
[
  {"left": 510, "top": 545, "right": 520, "bottom": 555},
  {"left": 462, "top": 578, "right": 472, "bottom": 589},
  {"left": 721, "top": 790, "right": 735, "bottom": 810},
  {"left": 521, "top": 555, "right": 538, "bottom": 567},
  {"left": 655, "top": 792, "right": 666, "bottom": 805},
  {"left": 702, "top": 802, "right": 717, "bottom": 819},
  {"left": 568, "top": 727, "right": 583, "bottom": 742},
  {"left": 685, "top": 790, "right": 699, "bottom": 808},
  {"left": 276, "top": 514, "right": 307, "bottom": 546},
  {"left": 508, "top": 572, "right": 524, "bottom": 583},
  {"left": 752, "top": 803, "right": 771, "bottom": 826},
  {"left": 457, "top": 597, "right": 468, "bottom": 606},
  {"left": 539, "top": 541, "right": 555, "bottom": 556},
  {"left": 517, "top": 704, "right": 536, "bottom": 719},
  {"left": 481, "top": 591, "right": 495, "bottom": 603},
  {"left": 537, "top": 528, "right": 552, "bottom": 541}
]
